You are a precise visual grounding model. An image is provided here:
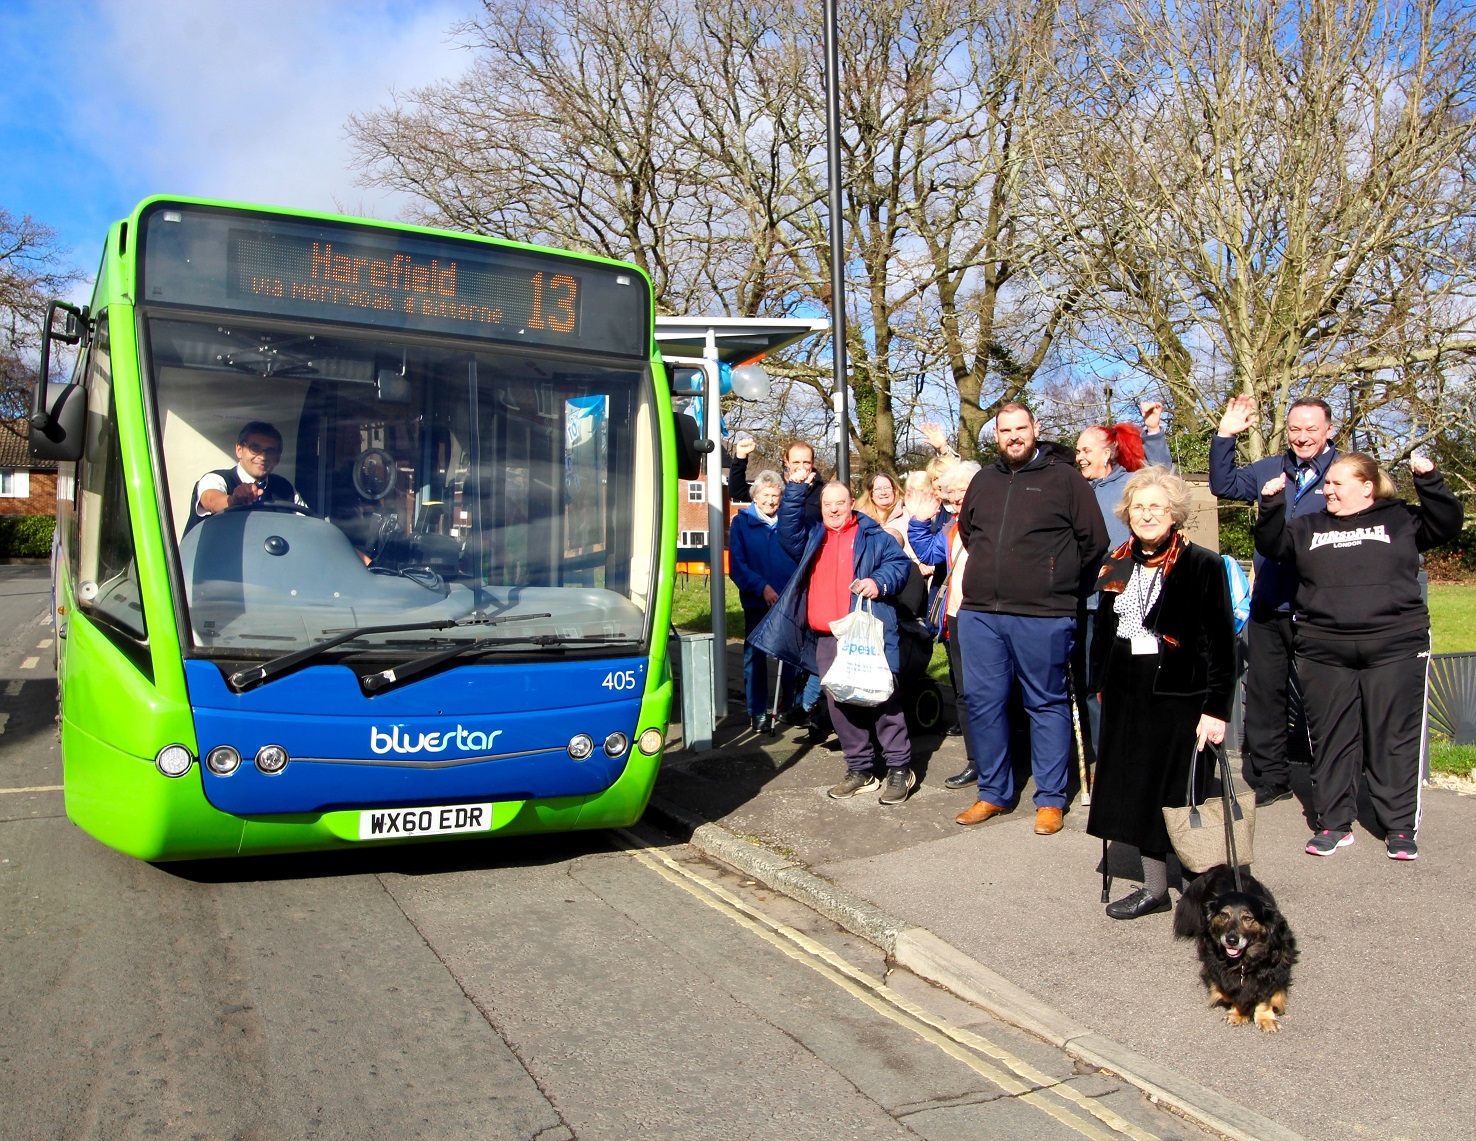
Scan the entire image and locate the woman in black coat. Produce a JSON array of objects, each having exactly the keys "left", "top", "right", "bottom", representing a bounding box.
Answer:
[{"left": 1087, "top": 467, "right": 1236, "bottom": 919}]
